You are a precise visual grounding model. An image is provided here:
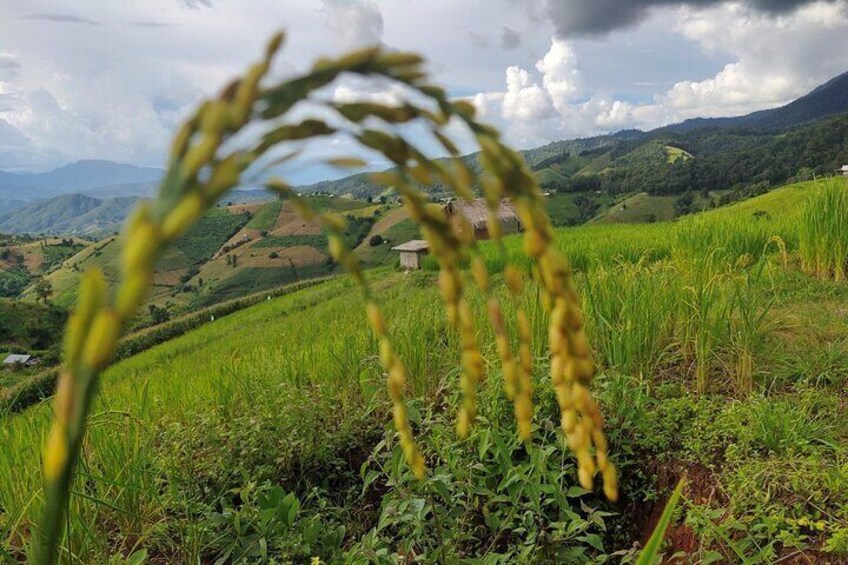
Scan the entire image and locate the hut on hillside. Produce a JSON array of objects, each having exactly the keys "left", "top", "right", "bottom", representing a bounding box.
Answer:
[
  {"left": 3, "top": 354, "right": 39, "bottom": 367},
  {"left": 838, "top": 165, "right": 848, "bottom": 177},
  {"left": 391, "top": 240, "right": 429, "bottom": 270},
  {"left": 444, "top": 199, "right": 522, "bottom": 241}
]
